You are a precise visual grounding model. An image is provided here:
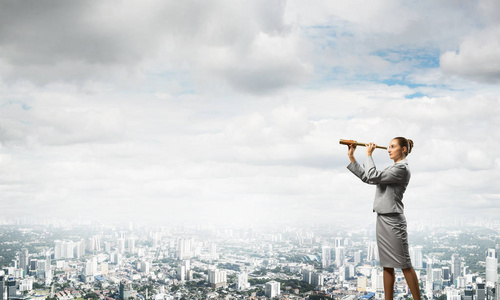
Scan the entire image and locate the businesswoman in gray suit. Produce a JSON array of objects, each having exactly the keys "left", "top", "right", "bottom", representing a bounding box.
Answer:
[{"left": 346, "top": 137, "right": 421, "bottom": 300}]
